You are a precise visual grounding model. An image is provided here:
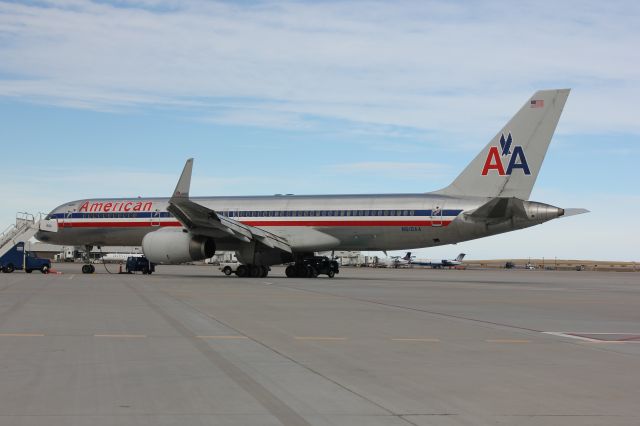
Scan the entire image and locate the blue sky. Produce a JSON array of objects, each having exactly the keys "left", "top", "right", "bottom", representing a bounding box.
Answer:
[{"left": 1, "top": 0, "right": 638, "bottom": 261}]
